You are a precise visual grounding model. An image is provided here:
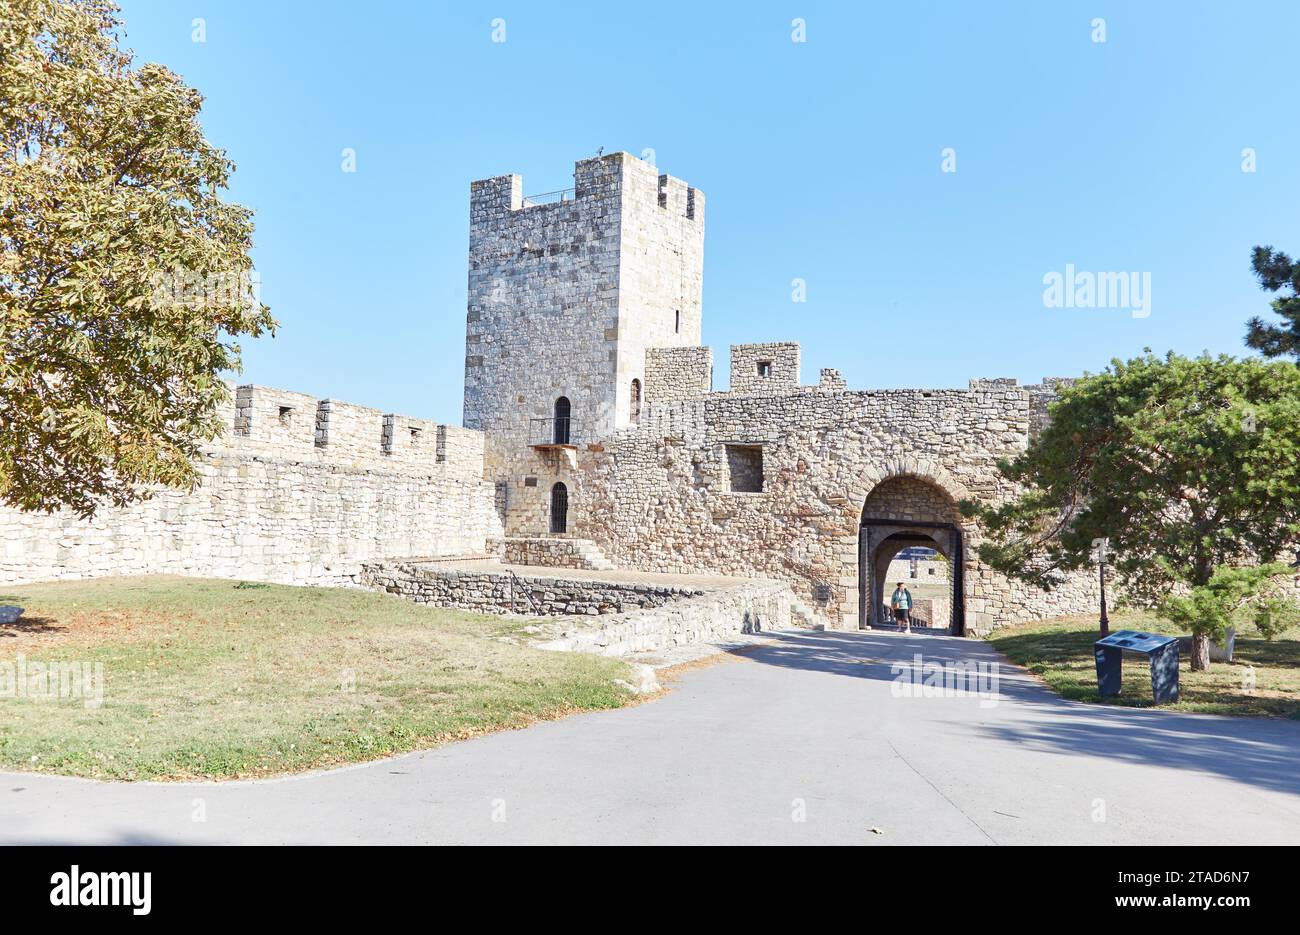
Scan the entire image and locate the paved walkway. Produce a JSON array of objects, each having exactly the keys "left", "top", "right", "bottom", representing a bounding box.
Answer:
[{"left": 3, "top": 629, "right": 1299, "bottom": 844}]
